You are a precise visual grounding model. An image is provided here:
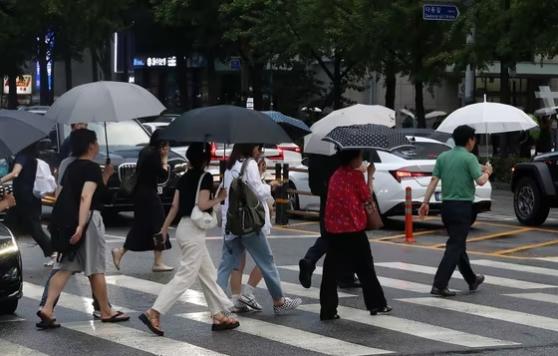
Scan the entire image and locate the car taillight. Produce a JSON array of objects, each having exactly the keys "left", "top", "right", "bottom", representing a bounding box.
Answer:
[
  {"left": 390, "top": 170, "right": 429, "bottom": 182},
  {"left": 280, "top": 146, "right": 301, "bottom": 153},
  {"left": 266, "top": 147, "right": 285, "bottom": 161}
]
